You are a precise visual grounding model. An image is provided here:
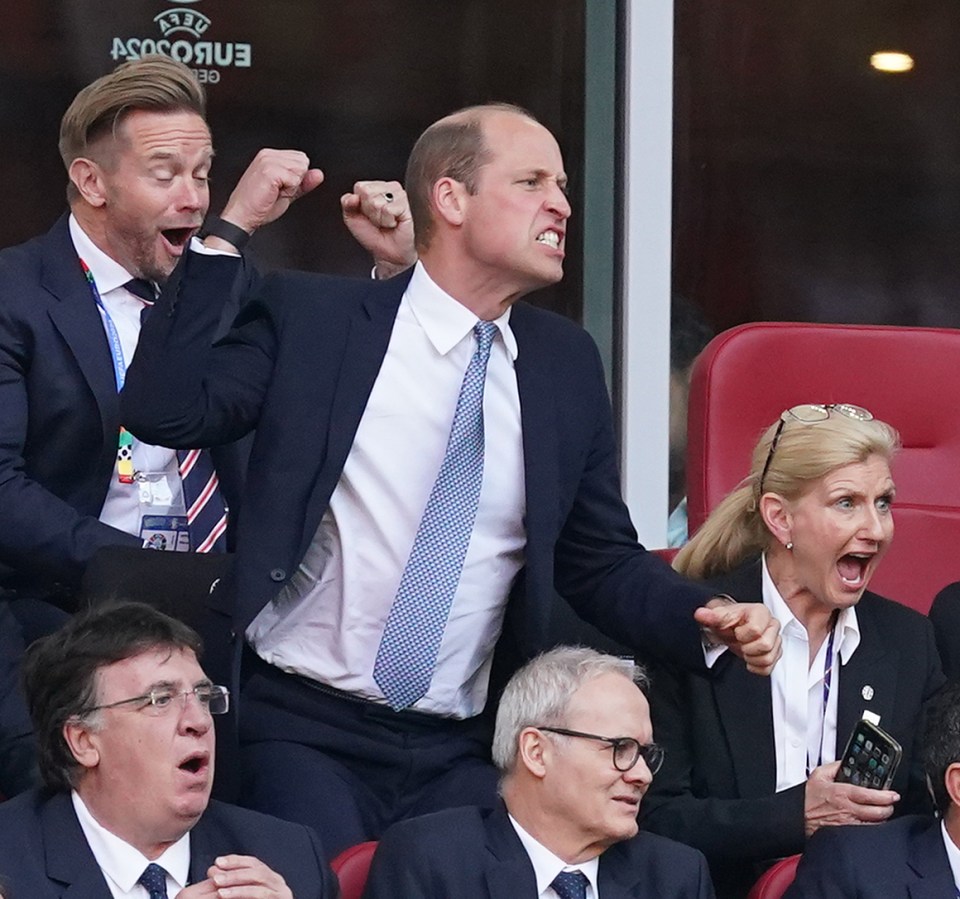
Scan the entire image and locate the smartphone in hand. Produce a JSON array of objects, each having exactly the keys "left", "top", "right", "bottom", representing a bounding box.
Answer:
[{"left": 835, "top": 718, "right": 902, "bottom": 790}]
